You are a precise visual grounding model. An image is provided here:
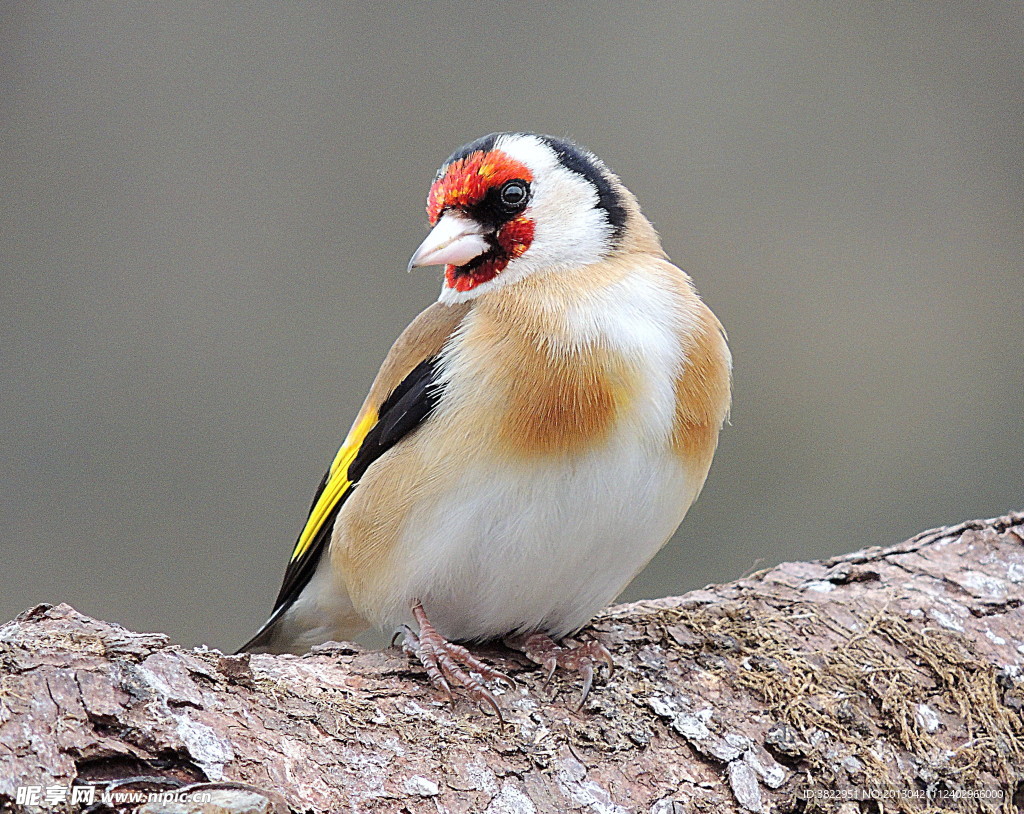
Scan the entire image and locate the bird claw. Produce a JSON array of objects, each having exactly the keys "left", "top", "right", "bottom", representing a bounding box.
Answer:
[
  {"left": 541, "top": 657, "right": 559, "bottom": 686},
  {"left": 507, "top": 633, "right": 614, "bottom": 707},
  {"left": 398, "top": 603, "right": 513, "bottom": 720}
]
